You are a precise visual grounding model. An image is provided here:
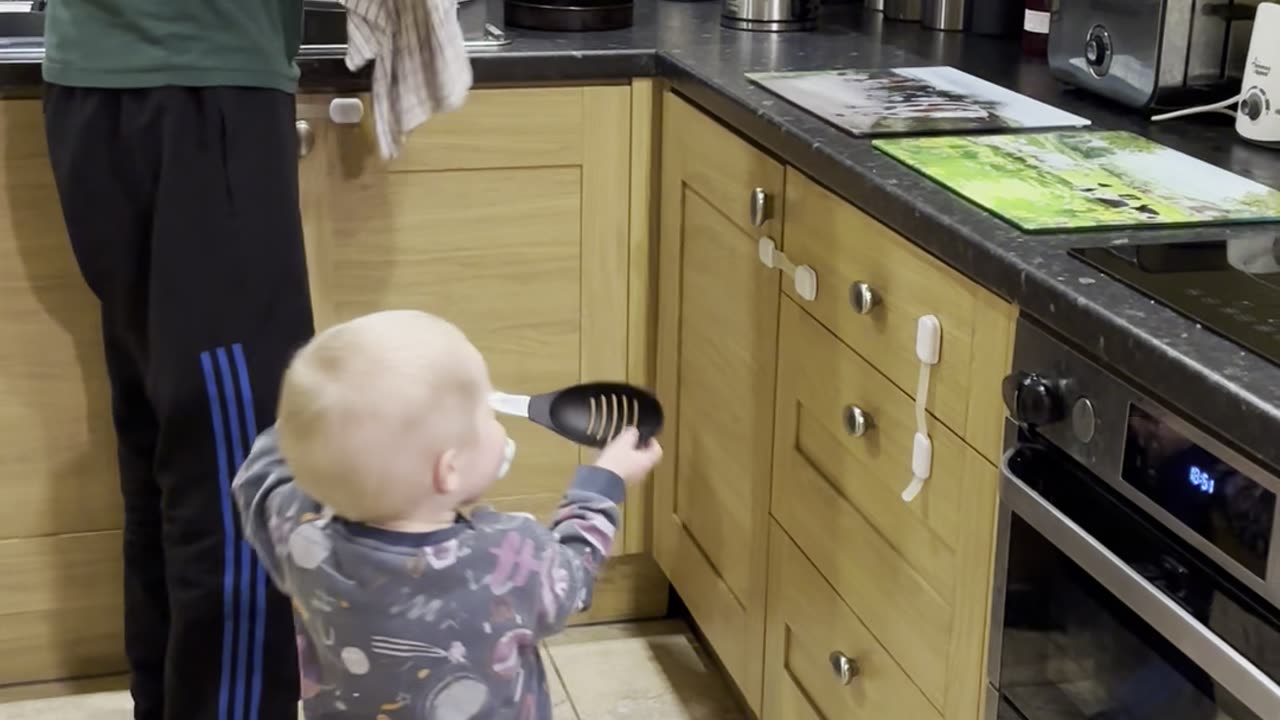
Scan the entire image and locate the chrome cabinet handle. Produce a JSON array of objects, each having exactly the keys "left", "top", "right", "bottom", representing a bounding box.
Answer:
[
  {"left": 296, "top": 120, "right": 314, "bottom": 159},
  {"left": 829, "top": 652, "right": 860, "bottom": 685},
  {"left": 843, "top": 405, "right": 874, "bottom": 437},
  {"left": 749, "top": 187, "right": 770, "bottom": 227},
  {"left": 849, "top": 281, "right": 880, "bottom": 315}
]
